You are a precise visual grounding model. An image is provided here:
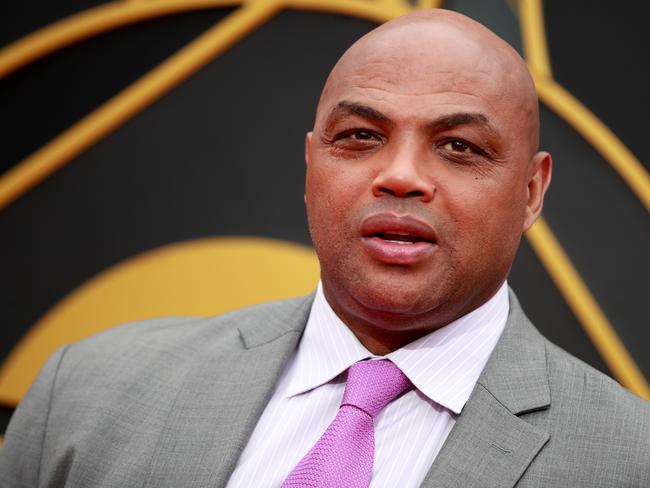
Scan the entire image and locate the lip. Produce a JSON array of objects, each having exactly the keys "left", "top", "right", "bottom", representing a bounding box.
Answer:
[{"left": 360, "top": 213, "right": 438, "bottom": 265}]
